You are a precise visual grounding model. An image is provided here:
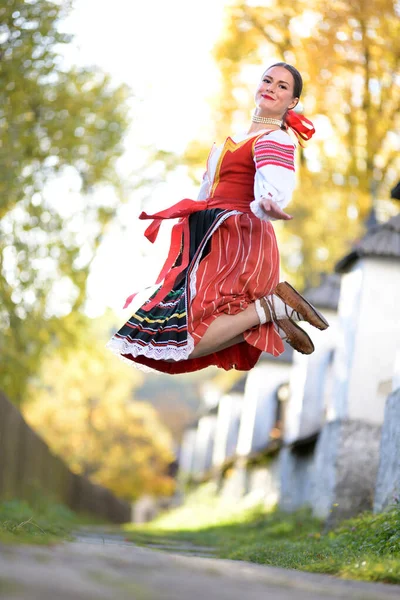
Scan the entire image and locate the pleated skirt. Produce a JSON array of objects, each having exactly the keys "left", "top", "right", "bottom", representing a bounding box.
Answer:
[{"left": 107, "top": 208, "right": 284, "bottom": 373}]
